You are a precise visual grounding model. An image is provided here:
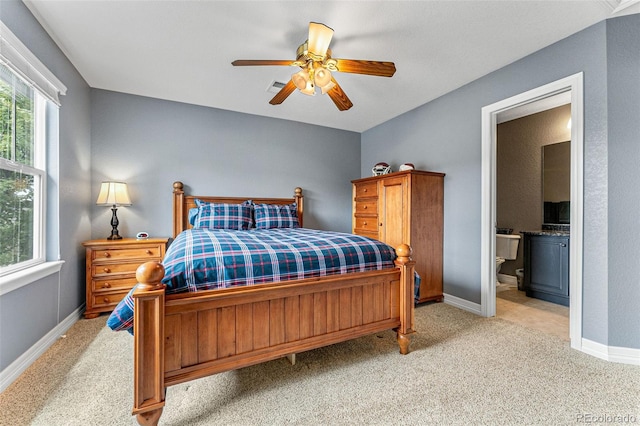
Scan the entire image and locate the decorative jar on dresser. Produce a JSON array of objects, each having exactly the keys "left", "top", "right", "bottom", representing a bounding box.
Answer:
[
  {"left": 352, "top": 169, "right": 445, "bottom": 303},
  {"left": 82, "top": 238, "right": 168, "bottom": 319}
]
